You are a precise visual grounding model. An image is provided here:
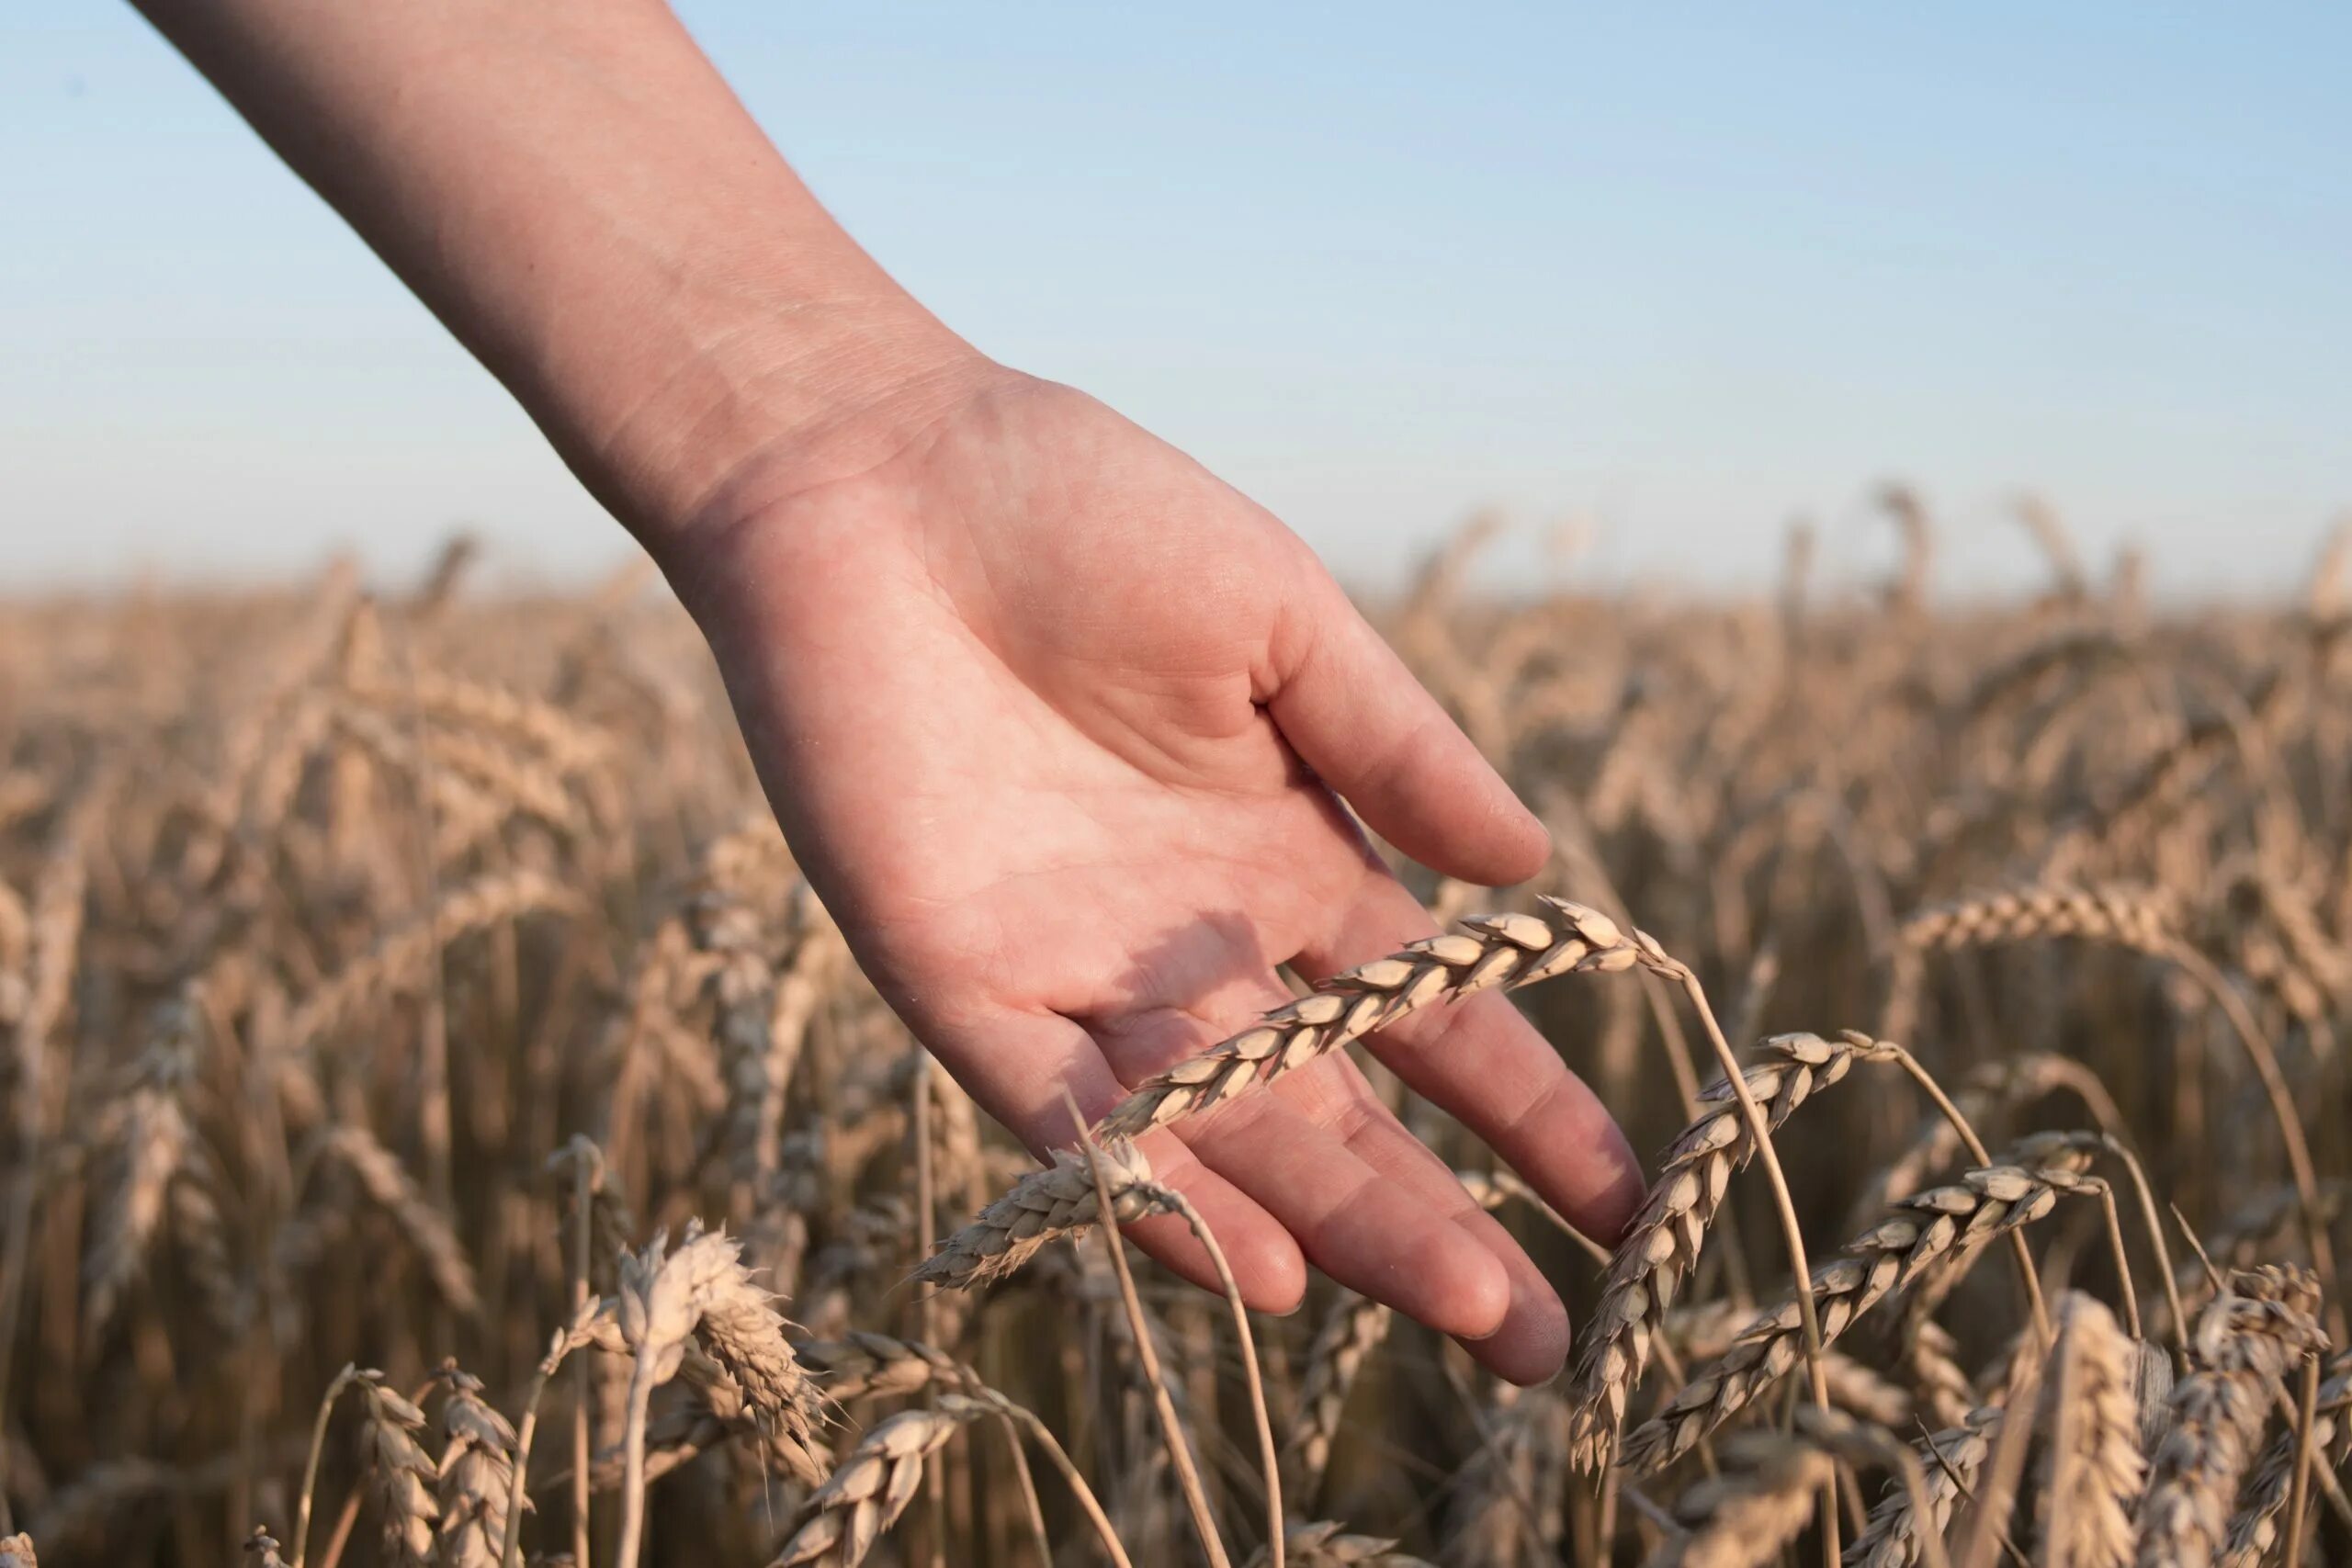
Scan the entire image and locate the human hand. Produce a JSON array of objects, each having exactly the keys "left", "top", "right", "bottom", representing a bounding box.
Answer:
[
  {"left": 670, "top": 363, "right": 1644, "bottom": 1383},
  {"left": 131, "top": 0, "right": 1638, "bottom": 1383}
]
